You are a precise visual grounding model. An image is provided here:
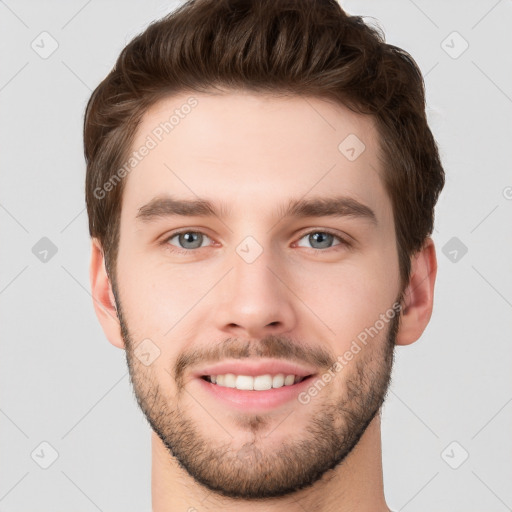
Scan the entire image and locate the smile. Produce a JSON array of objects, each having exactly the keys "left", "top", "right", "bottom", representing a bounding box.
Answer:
[{"left": 202, "top": 373, "right": 310, "bottom": 390}]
